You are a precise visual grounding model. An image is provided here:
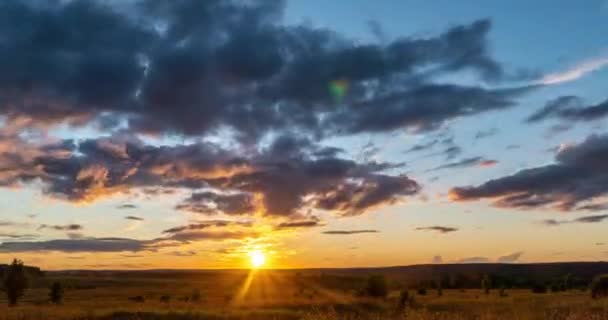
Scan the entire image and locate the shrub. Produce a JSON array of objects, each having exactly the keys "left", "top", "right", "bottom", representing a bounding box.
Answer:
[
  {"left": 397, "top": 289, "right": 416, "bottom": 310},
  {"left": 499, "top": 286, "right": 507, "bottom": 297},
  {"left": 49, "top": 282, "right": 64, "bottom": 304},
  {"left": 365, "top": 275, "right": 388, "bottom": 298},
  {"left": 417, "top": 287, "right": 427, "bottom": 295},
  {"left": 128, "top": 296, "right": 145, "bottom": 303},
  {"left": 3, "top": 259, "right": 29, "bottom": 306},
  {"left": 532, "top": 284, "right": 547, "bottom": 294},
  {"left": 159, "top": 295, "right": 171, "bottom": 303},
  {"left": 190, "top": 289, "right": 201, "bottom": 302},
  {"left": 590, "top": 274, "right": 608, "bottom": 299}
]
